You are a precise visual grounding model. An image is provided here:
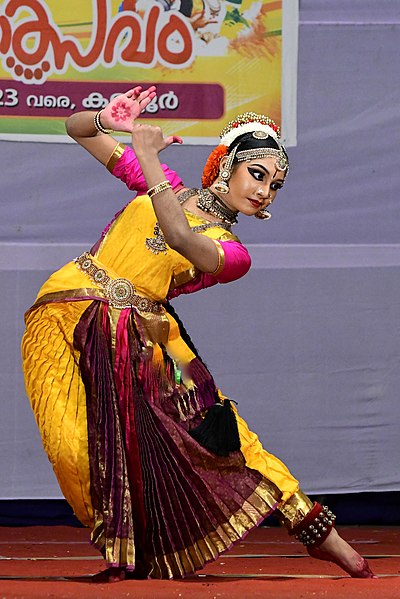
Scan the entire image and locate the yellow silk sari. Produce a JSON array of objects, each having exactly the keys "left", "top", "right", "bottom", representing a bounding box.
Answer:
[{"left": 22, "top": 195, "right": 298, "bottom": 578}]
